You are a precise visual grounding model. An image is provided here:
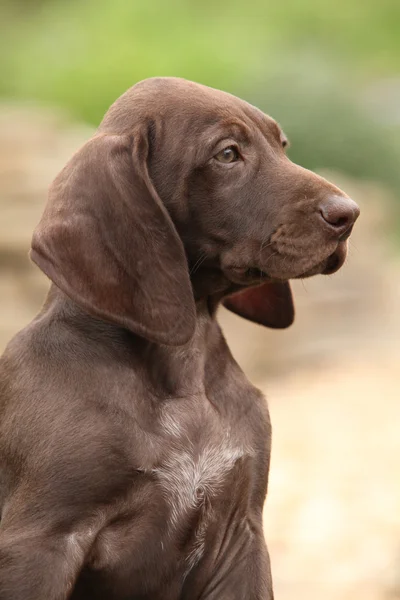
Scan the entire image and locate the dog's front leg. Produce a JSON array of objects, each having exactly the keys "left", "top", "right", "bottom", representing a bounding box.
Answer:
[{"left": 0, "top": 524, "right": 98, "bottom": 600}]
